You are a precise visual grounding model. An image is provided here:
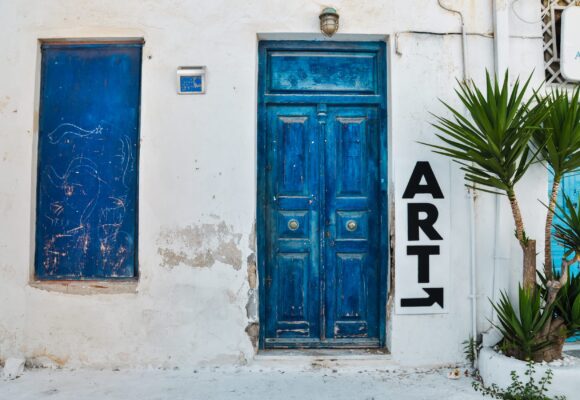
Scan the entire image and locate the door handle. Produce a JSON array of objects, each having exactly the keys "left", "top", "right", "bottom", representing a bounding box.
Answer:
[{"left": 346, "top": 220, "right": 358, "bottom": 231}]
